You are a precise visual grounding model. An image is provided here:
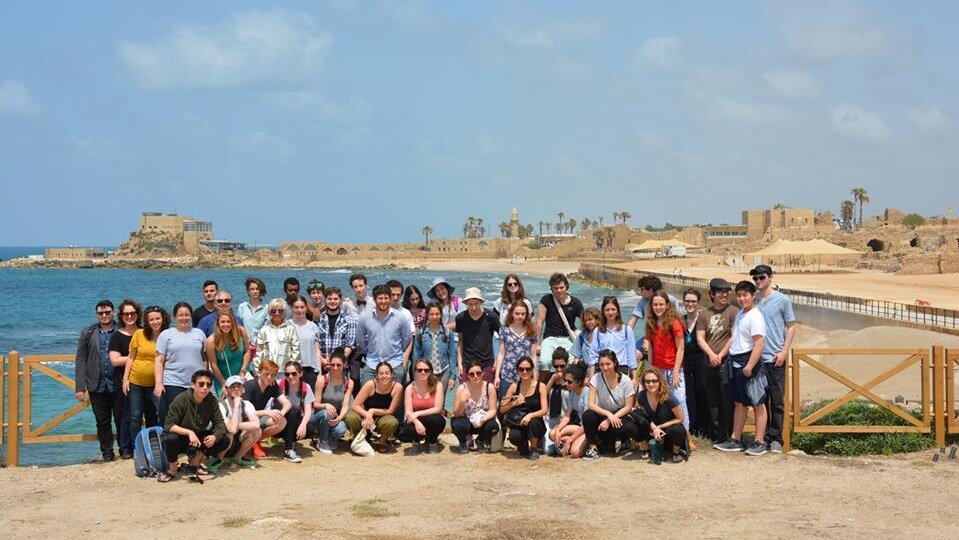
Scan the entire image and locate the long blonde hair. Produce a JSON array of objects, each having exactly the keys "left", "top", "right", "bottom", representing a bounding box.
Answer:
[{"left": 214, "top": 311, "right": 243, "bottom": 352}]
